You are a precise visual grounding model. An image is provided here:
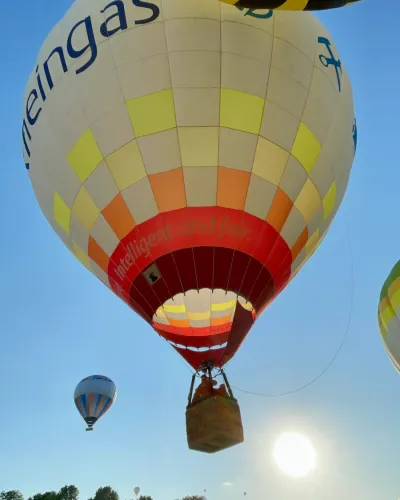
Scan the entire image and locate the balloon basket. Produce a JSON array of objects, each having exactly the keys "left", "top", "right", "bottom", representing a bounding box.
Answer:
[
  {"left": 186, "top": 394, "right": 244, "bottom": 453},
  {"left": 86, "top": 428, "right": 94, "bottom": 432}
]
